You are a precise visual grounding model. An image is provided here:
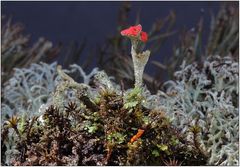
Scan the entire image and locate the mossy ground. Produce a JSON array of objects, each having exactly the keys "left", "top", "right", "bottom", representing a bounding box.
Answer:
[{"left": 2, "top": 83, "right": 207, "bottom": 166}]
